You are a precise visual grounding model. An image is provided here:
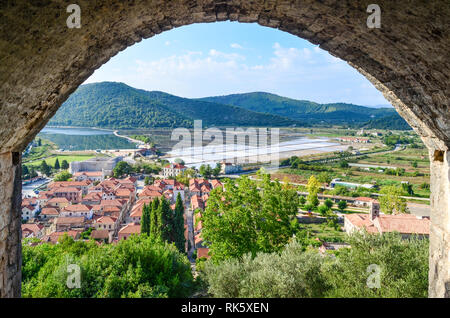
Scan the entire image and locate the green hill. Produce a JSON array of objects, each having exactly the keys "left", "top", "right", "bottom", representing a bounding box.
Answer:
[
  {"left": 50, "top": 83, "right": 407, "bottom": 130},
  {"left": 198, "top": 92, "right": 397, "bottom": 125},
  {"left": 49, "top": 82, "right": 303, "bottom": 129},
  {"left": 361, "top": 113, "right": 412, "bottom": 130}
]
